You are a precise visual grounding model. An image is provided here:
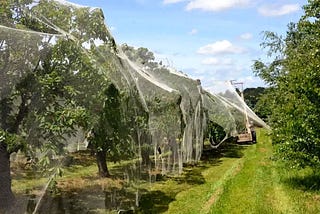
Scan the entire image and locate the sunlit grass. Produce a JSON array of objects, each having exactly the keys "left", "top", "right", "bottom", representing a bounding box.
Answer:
[
  {"left": 12, "top": 176, "right": 48, "bottom": 195},
  {"left": 209, "top": 129, "right": 320, "bottom": 214},
  {"left": 209, "top": 129, "right": 280, "bottom": 213},
  {"left": 165, "top": 158, "right": 243, "bottom": 214},
  {"left": 11, "top": 129, "right": 320, "bottom": 213},
  {"left": 139, "top": 129, "right": 320, "bottom": 214},
  {"left": 11, "top": 151, "right": 121, "bottom": 195},
  {"left": 136, "top": 142, "right": 246, "bottom": 214}
]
